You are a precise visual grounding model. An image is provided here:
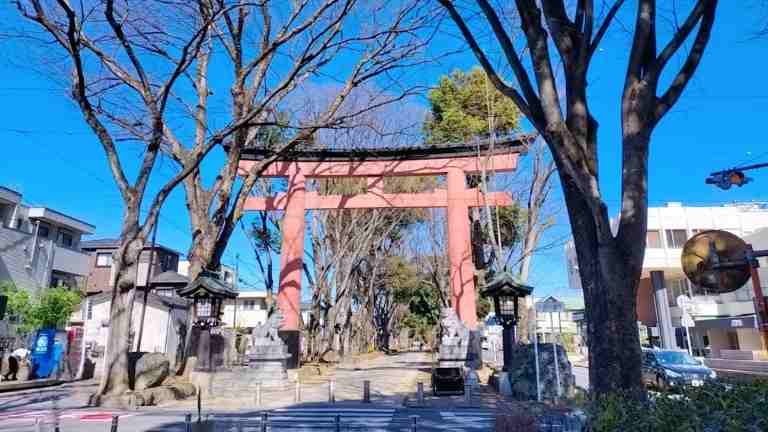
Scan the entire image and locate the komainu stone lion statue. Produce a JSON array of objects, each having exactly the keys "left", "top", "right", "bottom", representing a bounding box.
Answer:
[
  {"left": 251, "top": 305, "right": 285, "bottom": 346},
  {"left": 439, "top": 308, "right": 469, "bottom": 347}
]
